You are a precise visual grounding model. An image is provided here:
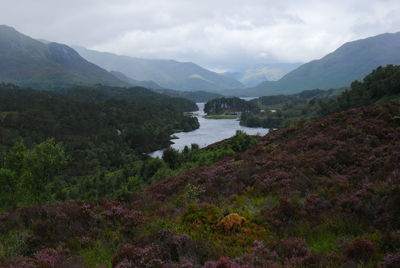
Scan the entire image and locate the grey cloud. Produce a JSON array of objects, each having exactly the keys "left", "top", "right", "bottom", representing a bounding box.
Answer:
[{"left": 2, "top": 0, "right": 400, "bottom": 71}]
